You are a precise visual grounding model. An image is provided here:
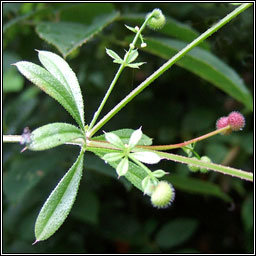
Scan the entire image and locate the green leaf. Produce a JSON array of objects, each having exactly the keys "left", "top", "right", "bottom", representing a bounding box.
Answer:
[
  {"left": 71, "top": 188, "right": 99, "bottom": 225},
  {"left": 128, "top": 127, "right": 142, "bottom": 148},
  {"left": 14, "top": 61, "right": 84, "bottom": 128},
  {"left": 104, "top": 132, "right": 125, "bottom": 149},
  {"left": 116, "top": 157, "right": 129, "bottom": 177},
  {"left": 3, "top": 7, "right": 48, "bottom": 33},
  {"left": 102, "top": 152, "right": 124, "bottom": 163},
  {"left": 131, "top": 151, "right": 161, "bottom": 164},
  {"left": 127, "top": 49, "right": 139, "bottom": 64},
  {"left": 241, "top": 193, "right": 253, "bottom": 232},
  {"left": 156, "top": 218, "right": 198, "bottom": 249},
  {"left": 143, "top": 37, "right": 253, "bottom": 111},
  {"left": 34, "top": 149, "right": 84, "bottom": 242},
  {"left": 113, "top": 59, "right": 124, "bottom": 64},
  {"left": 37, "top": 50, "right": 84, "bottom": 127},
  {"left": 126, "top": 62, "right": 146, "bottom": 69},
  {"left": 28, "top": 123, "right": 84, "bottom": 151},
  {"left": 121, "top": 14, "right": 210, "bottom": 50},
  {"left": 3, "top": 152, "right": 61, "bottom": 204},
  {"left": 106, "top": 48, "right": 123, "bottom": 61},
  {"left": 89, "top": 147, "right": 148, "bottom": 191},
  {"left": 165, "top": 174, "right": 232, "bottom": 202},
  {"left": 3, "top": 68, "right": 24, "bottom": 93},
  {"left": 93, "top": 128, "right": 152, "bottom": 146},
  {"left": 125, "top": 24, "right": 137, "bottom": 33},
  {"left": 36, "top": 12, "right": 119, "bottom": 57},
  {"left": 152, "top": 169, "right": 167, "bottom": 178},
  {"left": 141, "top": 175, "right": 155, "bottom": 195}
]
